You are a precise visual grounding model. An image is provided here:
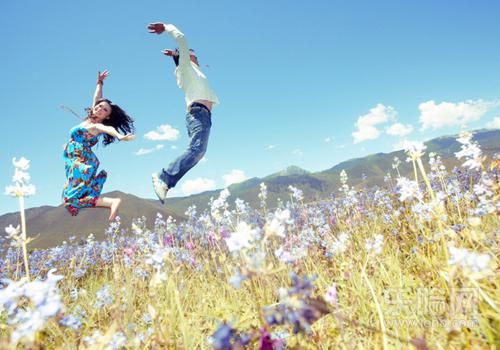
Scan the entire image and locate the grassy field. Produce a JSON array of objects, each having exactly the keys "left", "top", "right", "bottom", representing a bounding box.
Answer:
[{"left": 1, "top": 133, "right": 499, "bottom": 349}]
